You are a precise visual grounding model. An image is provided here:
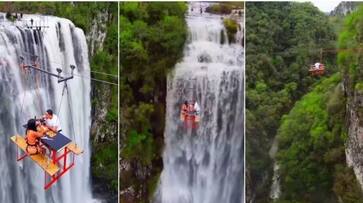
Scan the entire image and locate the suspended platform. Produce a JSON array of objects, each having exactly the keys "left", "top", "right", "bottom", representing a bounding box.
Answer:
[
  {"left": 10, "top": 132, "right": 83, "bottom": 190},
  {"left": 10, "top": 135, "right": 59, "bottom": 176},
  {"left": 309, "top": 63, "right": 325, "bottom": 76},
  {"left": 180, "top": 113, "right": 200, "bottom": 129}
]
